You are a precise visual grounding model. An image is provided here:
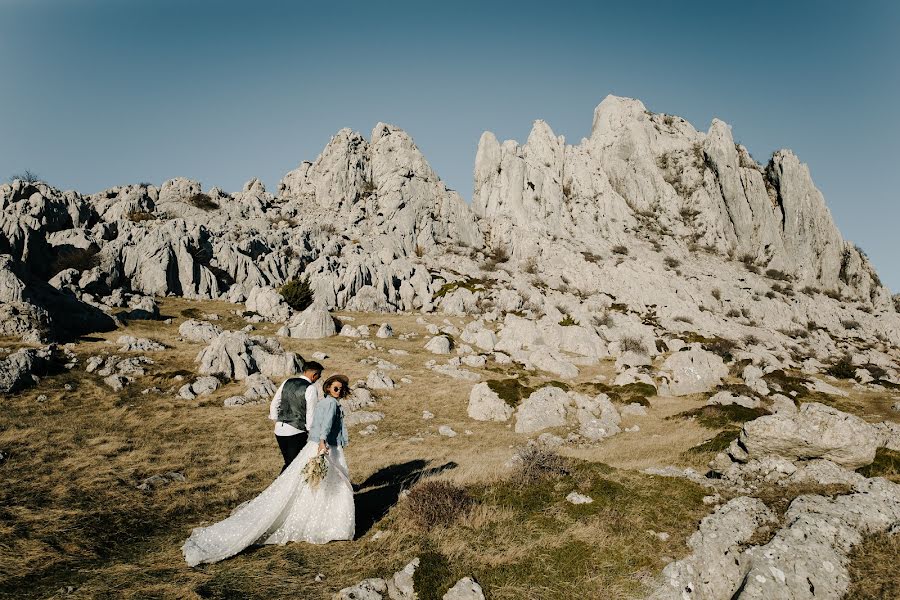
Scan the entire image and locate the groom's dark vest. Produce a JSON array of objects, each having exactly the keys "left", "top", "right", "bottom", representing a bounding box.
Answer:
[{"left": 276, "top": 377, "right": 311, "bottom": 432}]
